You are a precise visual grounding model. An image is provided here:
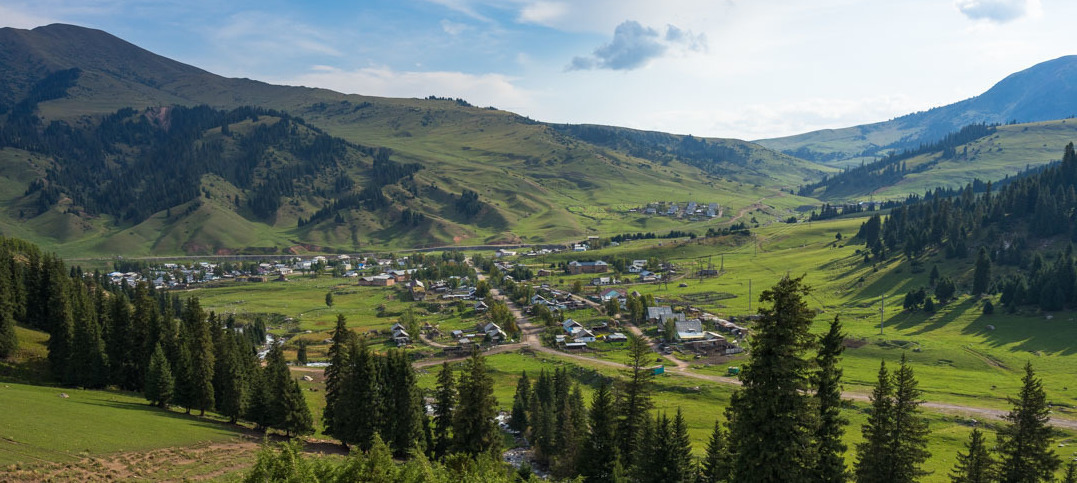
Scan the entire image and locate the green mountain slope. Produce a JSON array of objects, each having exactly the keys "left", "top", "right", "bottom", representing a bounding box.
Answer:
[
  {"left": 799, "top": 120, "right": 1077, "bottom": 201},
  {"left": 0, "top": 24, "right": 826, "bottom": 256},
  {"left": 757, "top": 55, "right": 1077, "bottom": 166}
]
